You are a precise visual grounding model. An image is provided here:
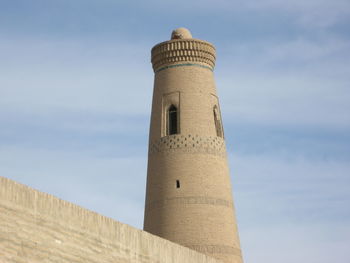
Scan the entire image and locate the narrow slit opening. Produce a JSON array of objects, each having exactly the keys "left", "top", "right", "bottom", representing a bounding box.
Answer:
[{"left": 176, "top": 180, "right": 180, "bottom": 188}]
